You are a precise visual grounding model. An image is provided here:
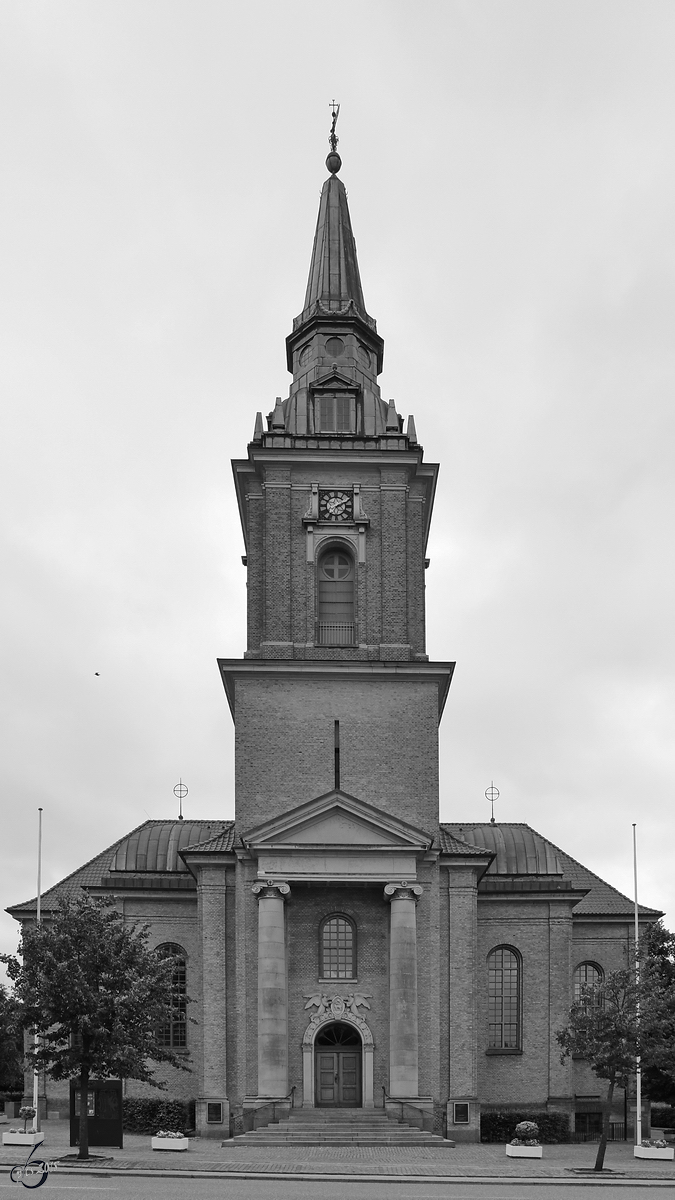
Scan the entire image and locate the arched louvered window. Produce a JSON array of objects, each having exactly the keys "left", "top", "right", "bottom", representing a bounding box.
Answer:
[
  {"left": 487, "top": 946, "right": 521, "bottom": 1050},
  {"left": 156, "top": 943, "right": 187, "bottom": 1048},
  {"left": 318, "top": 549, "right": 354, "bottom": 645},
  {"left": 574, "top": 962, "right": 604, "bottom": 1007},
  {"left": 320, "top": 914, "right": 356, "bottom": 979}
]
